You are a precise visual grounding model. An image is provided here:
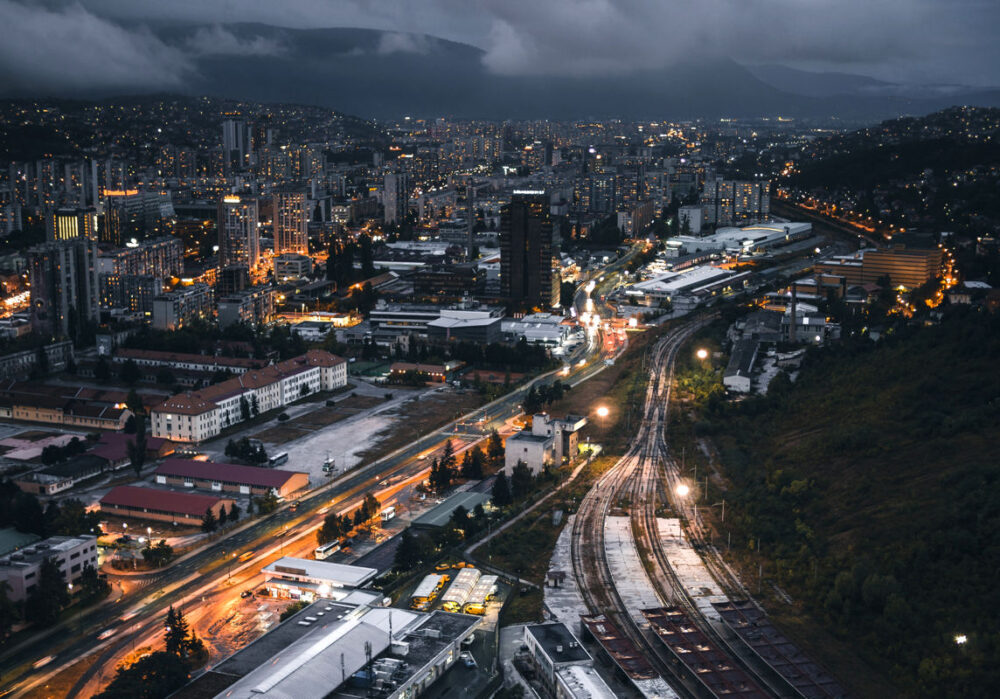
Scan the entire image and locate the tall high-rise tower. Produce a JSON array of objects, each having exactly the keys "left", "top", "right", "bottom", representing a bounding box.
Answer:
[
  {"left": 217, "top": 195, "right": 260, "bottom": 272},
  {"left": 222, "top": 119, "right": 250, "bottom": 173},
  {"left": 28, "top": 238, "right": 100, "bottom": 337},
  {"left": 500, "top": 190, "right": 558, "bottom": 308},
  {"left": 383, "top": 172, "right": 409, "bottom": 225},
  {"left": 273, "top": 188, "right": 308, "bottom": 255},
  {"left": 46, "top": 207, "right": 98, "bottom": 242}
]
